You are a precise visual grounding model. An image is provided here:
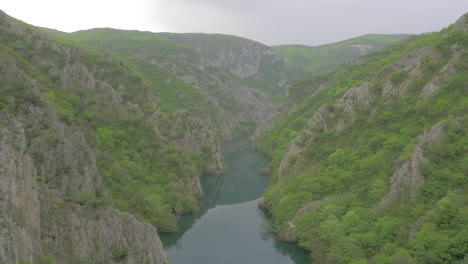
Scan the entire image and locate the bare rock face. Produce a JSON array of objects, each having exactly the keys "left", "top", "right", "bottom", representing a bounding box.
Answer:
[
  {"left": 40, "top": 193, "right": 169, "bottom": 264},
  {"left": 0, "top": 98, "right": 168, "bottom": 264},
  {"left": 379, "top": 122, "right": 444, "bottom": 208},
  {"left": 347, "top": 44, "right": 376, "bottom": 55},
  {"left": 0, "top": 117, "right": 41, "bottom": 263}
]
